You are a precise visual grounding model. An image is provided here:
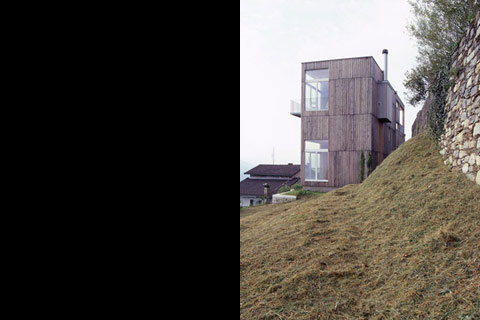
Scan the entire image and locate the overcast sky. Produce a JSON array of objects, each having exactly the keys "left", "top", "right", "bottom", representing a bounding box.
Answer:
[{"left": 240, "top": 0, "right": 421, "bottom": 166}]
